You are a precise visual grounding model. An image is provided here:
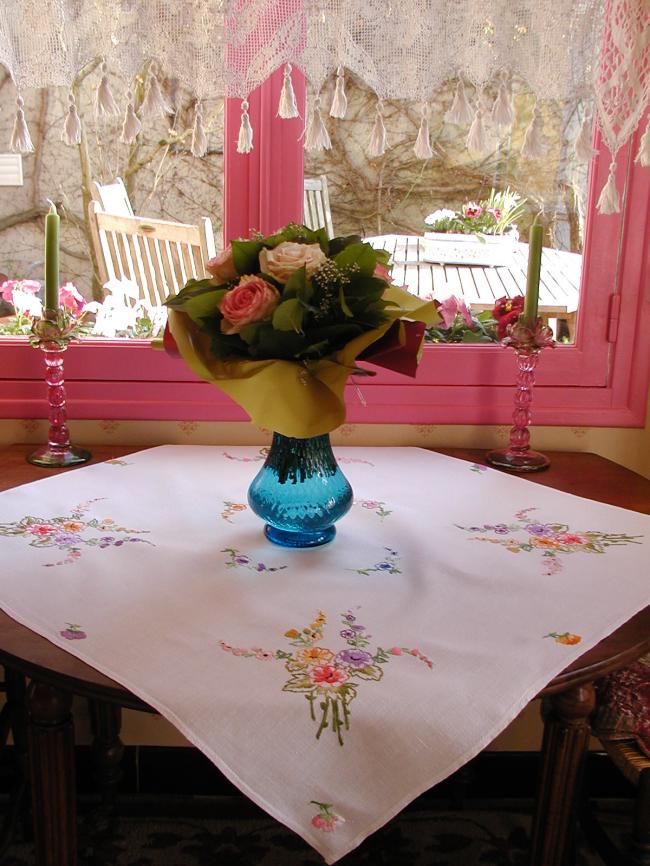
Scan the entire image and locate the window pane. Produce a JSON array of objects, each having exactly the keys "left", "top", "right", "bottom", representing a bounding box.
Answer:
[{"left": 304, "top": 75, "right": 589, "bottom": 345}]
